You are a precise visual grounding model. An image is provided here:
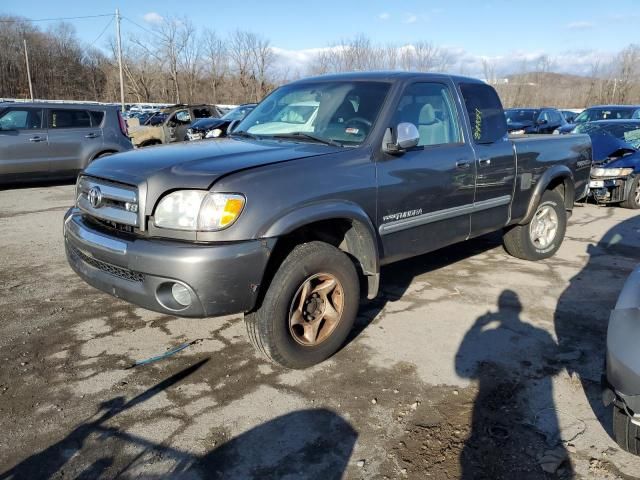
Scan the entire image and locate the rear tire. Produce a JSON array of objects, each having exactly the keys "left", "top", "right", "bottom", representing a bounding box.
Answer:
[
  {"left": 503, "top": 189, "right": 567, "bottom": 261},
  {"left": 245, "top": 241, "right": 359, "bottom": 369},
  {"left": 621, "top": 176, "right": 640, "bottom": 209},
  {"left": 613, "top": 405, "right": 640, "bottom": 455}
]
